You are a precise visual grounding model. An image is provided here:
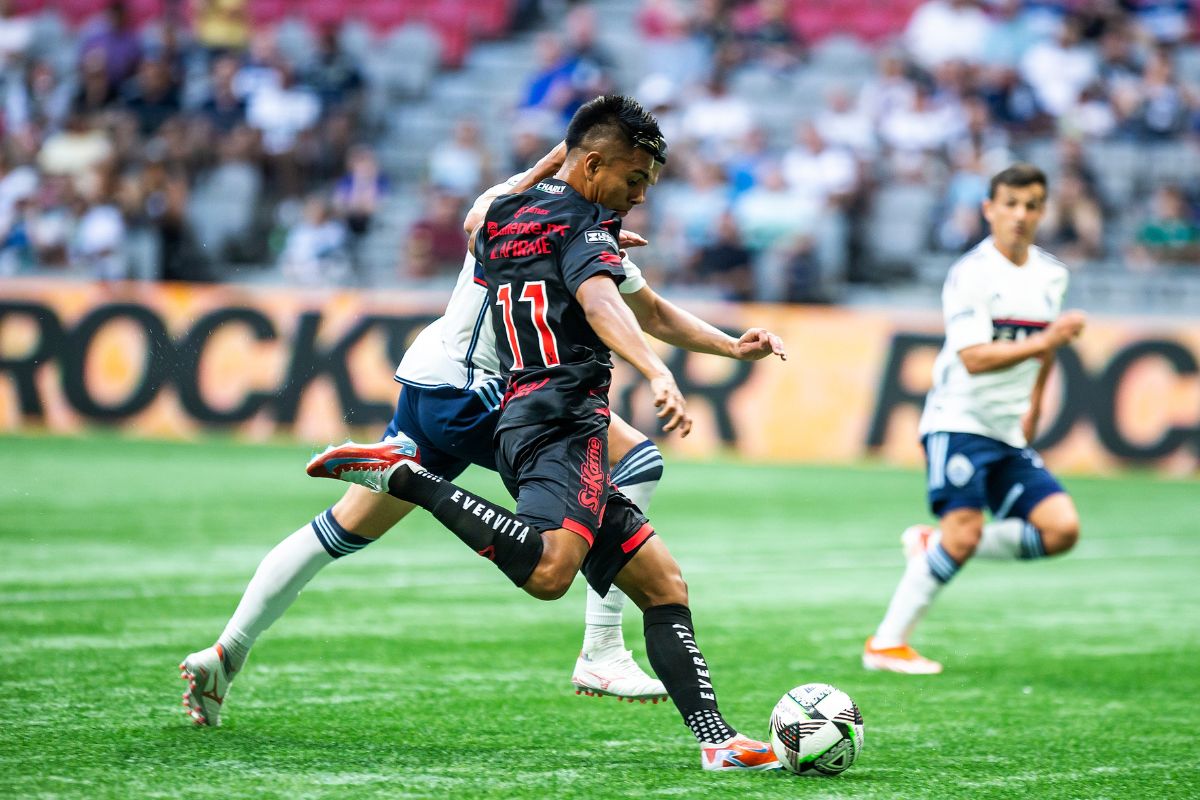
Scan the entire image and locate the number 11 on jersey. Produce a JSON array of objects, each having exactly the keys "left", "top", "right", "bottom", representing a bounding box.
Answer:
[{"left": 496, "top": 281, "right": 561, "bottom": 370}]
